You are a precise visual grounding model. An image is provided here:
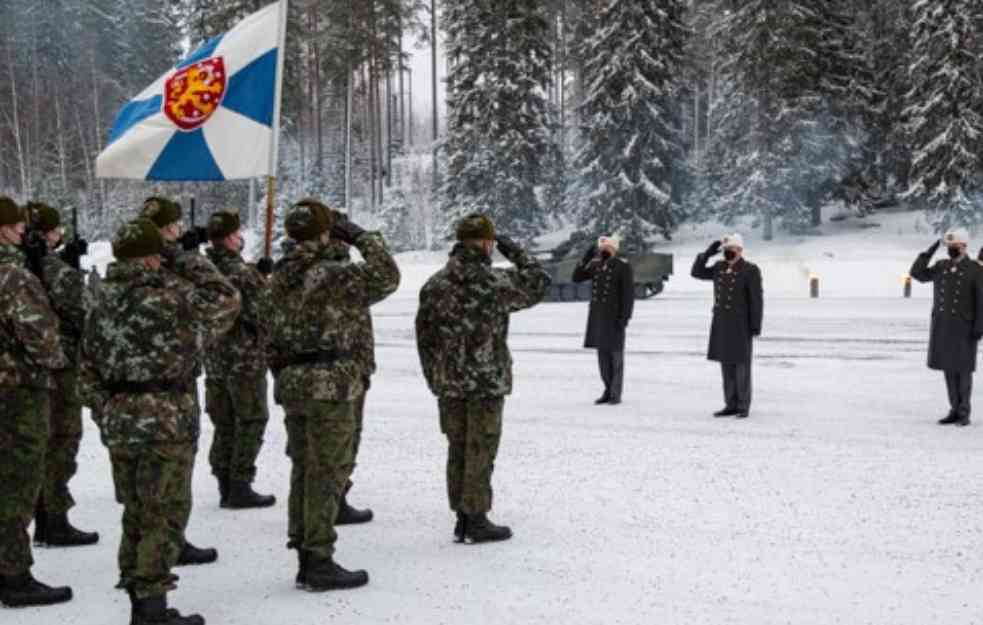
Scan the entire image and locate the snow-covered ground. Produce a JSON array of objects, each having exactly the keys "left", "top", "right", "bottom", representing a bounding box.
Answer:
[{"left": 17, "top": 210, "right": 983, "bottom": 625}]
